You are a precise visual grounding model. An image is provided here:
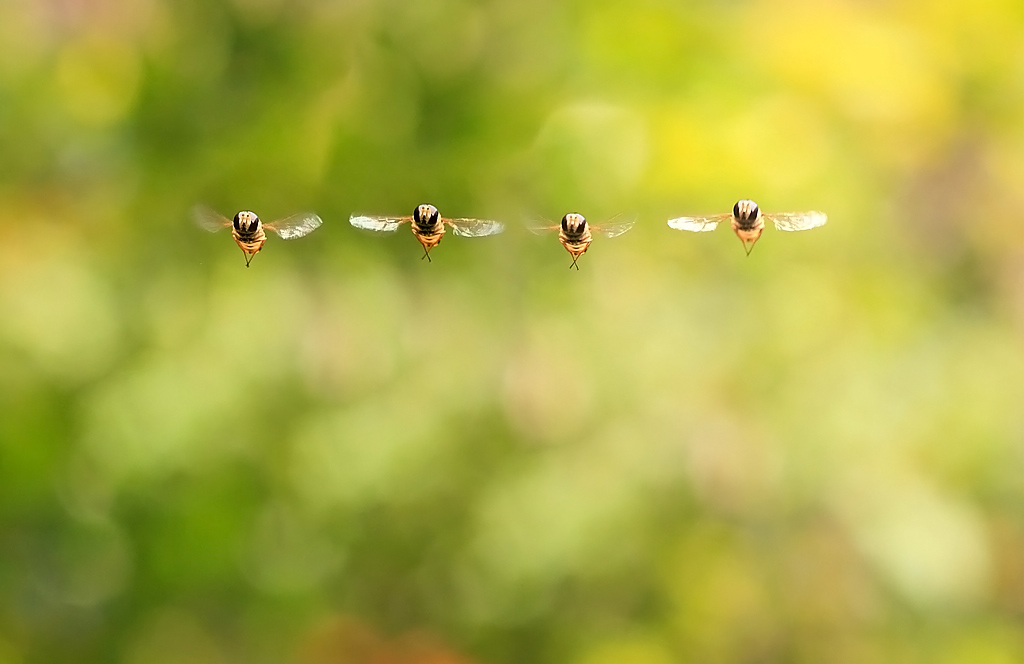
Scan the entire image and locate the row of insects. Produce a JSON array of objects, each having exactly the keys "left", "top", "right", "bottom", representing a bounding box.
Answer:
[{"left": 194, "top": 200, "right": 828, "bottom": 268}]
